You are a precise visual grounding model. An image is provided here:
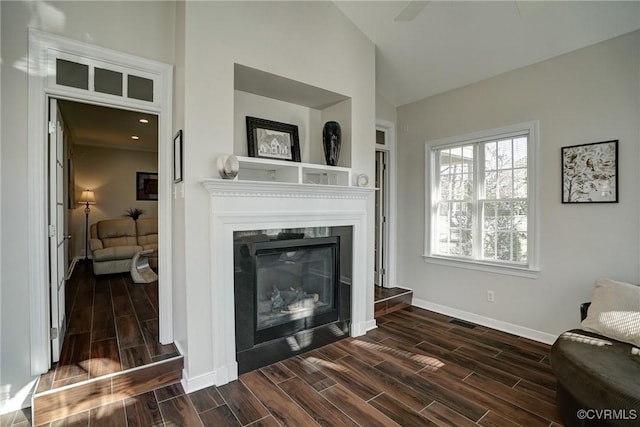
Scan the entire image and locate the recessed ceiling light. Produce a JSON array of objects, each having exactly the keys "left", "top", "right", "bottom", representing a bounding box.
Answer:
[
  {"left": 139, "top": 118, "right": 149, "bottom": 124},
  {"left": 131, "top": 135, "right": 140, "bottom": 140}
]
